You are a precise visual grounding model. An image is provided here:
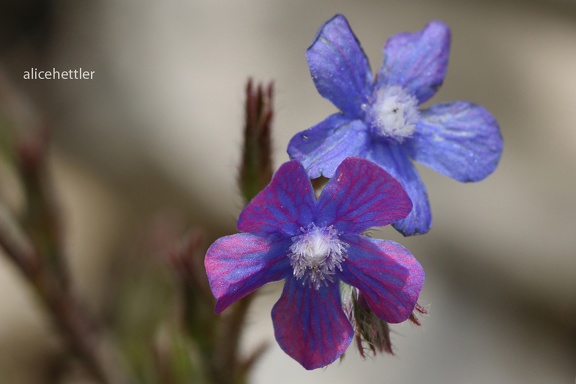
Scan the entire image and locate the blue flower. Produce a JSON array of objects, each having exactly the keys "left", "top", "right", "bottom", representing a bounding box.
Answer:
[
  {"left": 204, "top": 157, "right": 424, "bottom": 369},
  {"left": 288, "top": 15, "right": 504, "bottom": 235}
]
